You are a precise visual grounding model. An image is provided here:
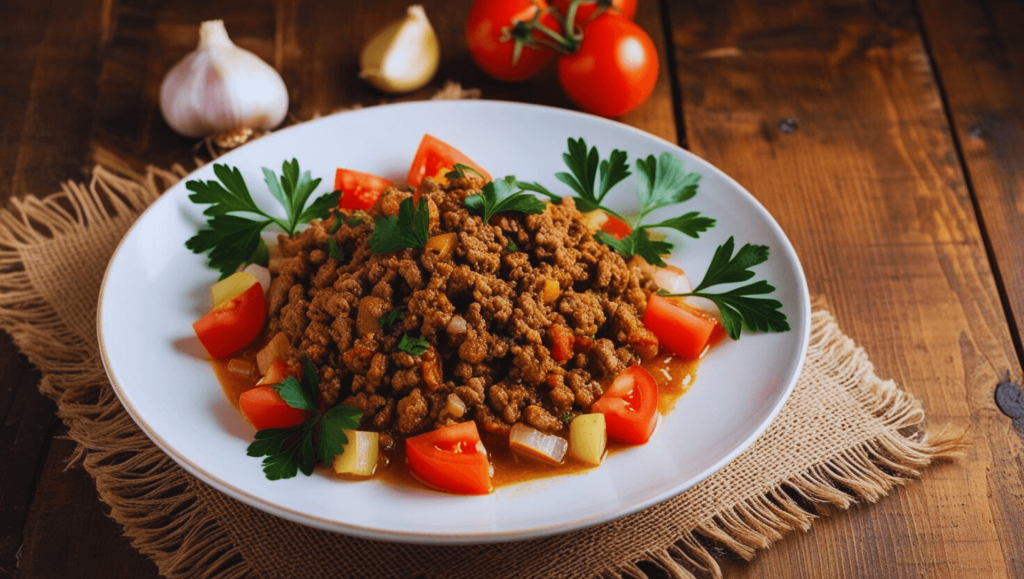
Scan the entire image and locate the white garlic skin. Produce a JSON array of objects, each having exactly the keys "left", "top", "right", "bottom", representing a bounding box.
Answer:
[
  {"left": 160, "top": 20, "right": 289, "bottom": 138},
  {"left": 360, "top": 5, "right": 440, "bottom": 94}
]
